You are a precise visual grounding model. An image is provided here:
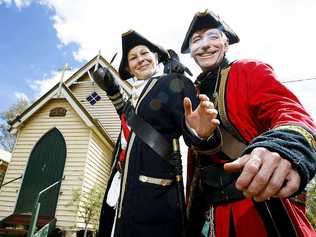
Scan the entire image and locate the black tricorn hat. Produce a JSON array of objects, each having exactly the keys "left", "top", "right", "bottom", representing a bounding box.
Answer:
[
  {"left": 118, "top": 30, "right": 169, "bottom": 80},
  {"left": 181, "top": 10, "right": 240, "bottom": 54}
]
